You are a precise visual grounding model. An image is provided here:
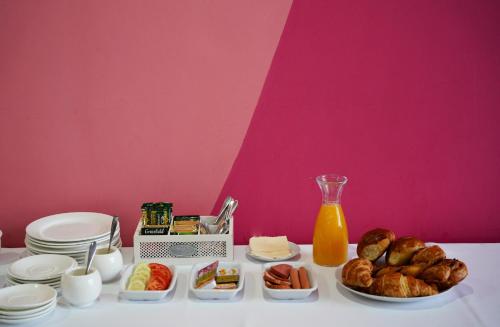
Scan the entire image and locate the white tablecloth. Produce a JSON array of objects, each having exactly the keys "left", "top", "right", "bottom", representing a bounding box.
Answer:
[{"left": 0, "top": 244, "right": 499, "bottom": 327}]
